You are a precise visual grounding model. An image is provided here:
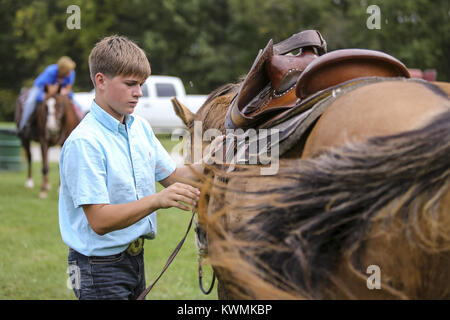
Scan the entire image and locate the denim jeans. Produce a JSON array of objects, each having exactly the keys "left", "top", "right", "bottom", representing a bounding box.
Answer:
[
  {"left": 68, "top": 248, "right": 146, "bottom": 300},
  {"left": 19, "top": 86, "right": 40, "bottom": 130}
]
